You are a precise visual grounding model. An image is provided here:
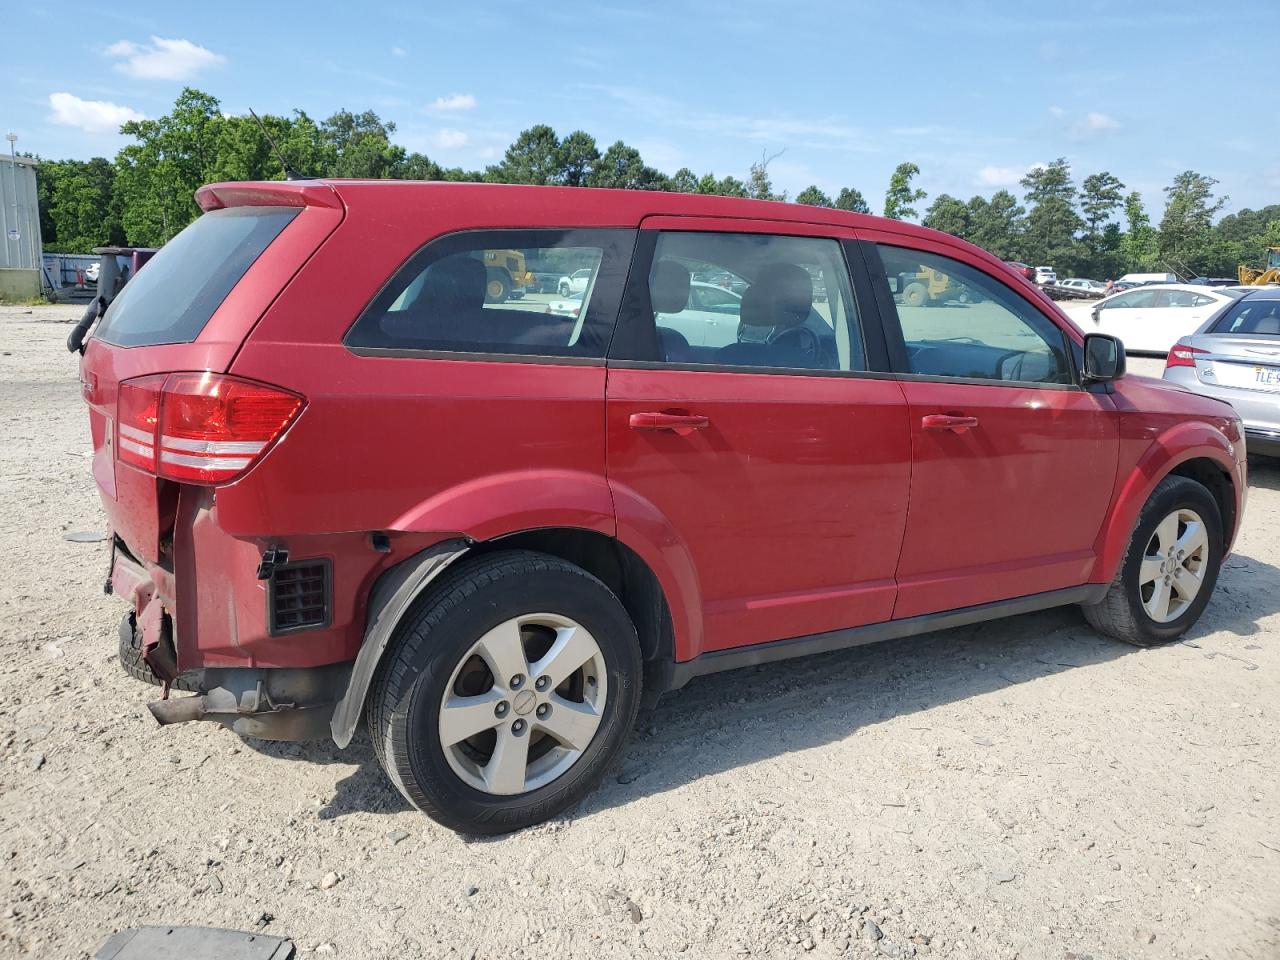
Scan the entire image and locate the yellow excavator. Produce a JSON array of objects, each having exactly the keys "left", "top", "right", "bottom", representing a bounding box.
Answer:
[
  {"left": 1238, "top": 246, "right": 1280, "bottom": 285},
  {"left": 481, "top": 249, "right": 538, "bottom": 303}
]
